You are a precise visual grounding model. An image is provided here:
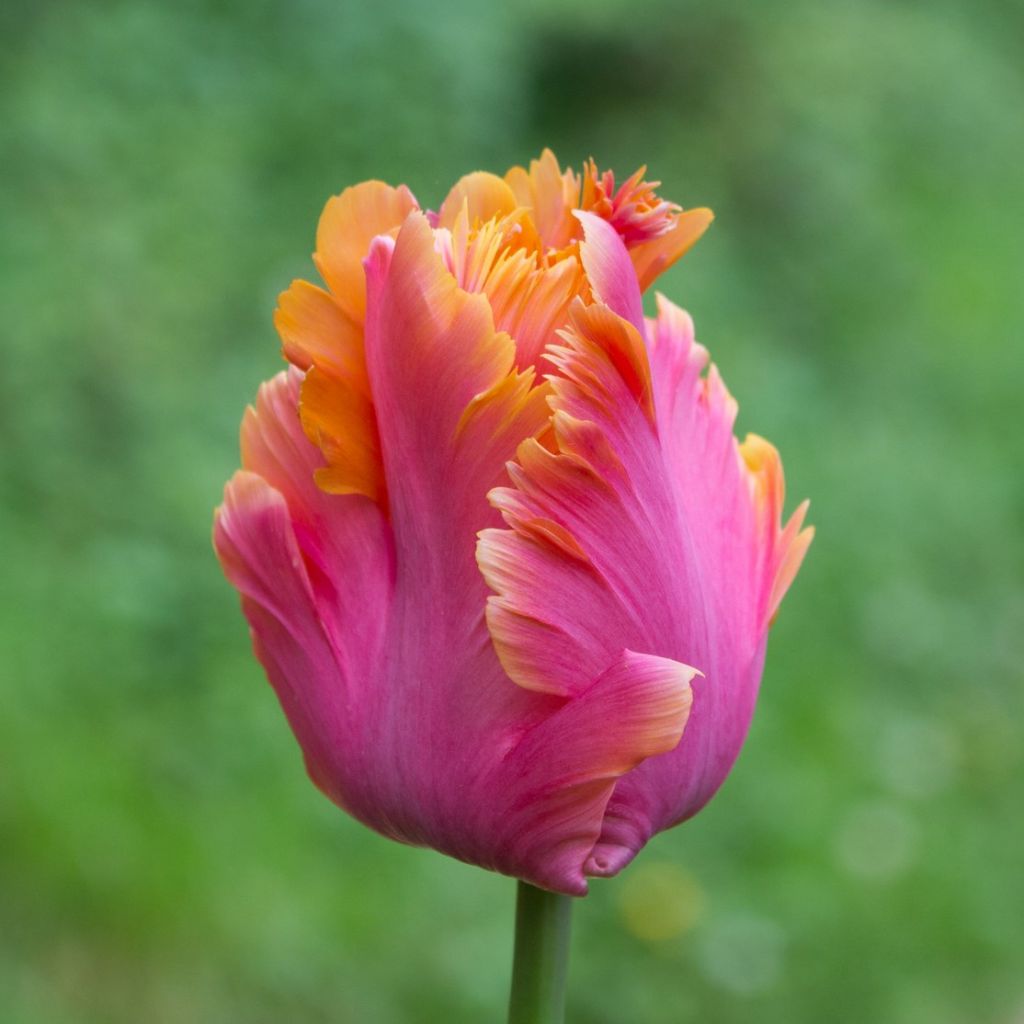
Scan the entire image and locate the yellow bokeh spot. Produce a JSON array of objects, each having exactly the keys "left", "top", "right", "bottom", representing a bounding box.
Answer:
[{"left": 618, "top": 862, "right": 704, "bottom": 943}]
